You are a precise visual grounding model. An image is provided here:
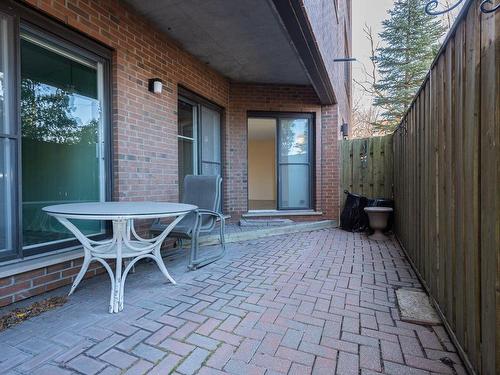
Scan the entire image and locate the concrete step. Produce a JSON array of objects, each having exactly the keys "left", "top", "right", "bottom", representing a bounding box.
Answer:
[
  {"left": 238, "top": 218, "right": 295, "bottom": 227},
  {"left": 198, "top": 219, "right": 337, "bottom": 246}
]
